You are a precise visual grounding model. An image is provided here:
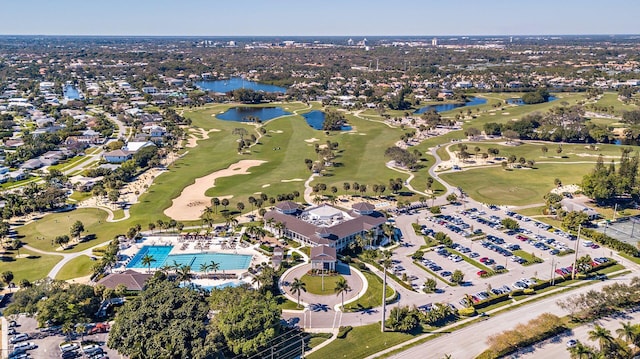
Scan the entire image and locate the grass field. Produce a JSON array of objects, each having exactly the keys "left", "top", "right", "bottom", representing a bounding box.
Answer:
[
  {"left": 345, "top": 270, "right": 394, "bottom": 312},
  {"left": 306, "top": 323, "right": 416, "bottom": 359},
  {"left": 0, "top": 249, "right": 62, "bottom": 282},
  {"left": 440, "top": 163, "right": 594, "bottom": 206},
  {"left": 55, "top": 255, "right": 95, "bottom": 280},
  {"left": 301, "top": 274, "right": 346, "bottom": 295},
  {"left": 593, "top": 92, "right": 638, "bottom": 115}
]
